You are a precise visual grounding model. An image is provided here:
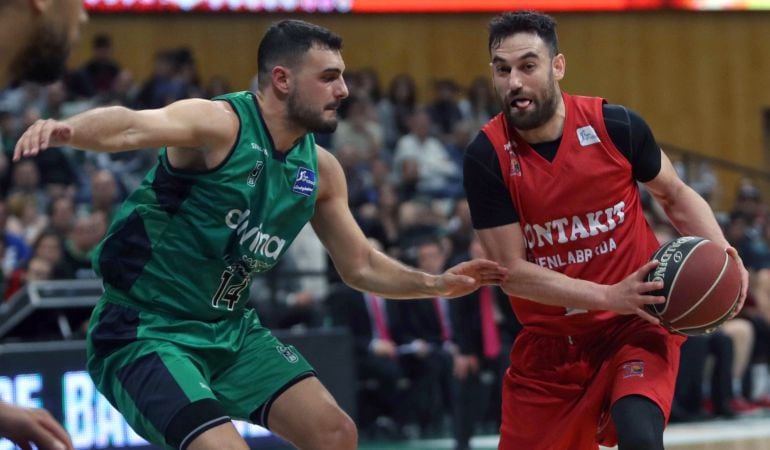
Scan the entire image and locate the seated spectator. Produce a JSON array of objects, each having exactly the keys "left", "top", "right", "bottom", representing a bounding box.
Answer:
[
  {"left": 327, "top": 239, "right": 409, "bottom": 438},
  {"left": 332, "top": 95, "right": 384, "bottom": 160},
  {"left": 393, "top": 108, "right": 461, "bottom": 199},
  {"left": 389, "top": 236, "right": 456, "bottom": 436},
  {"left": 378, "top": 74, "right": 417, "bottom": 150},
  {"left": 67, "top": 34, "right": 121, "bottom": 98},
  {"left": 0, "top": 199, "right": 30, "bottom": 277},
  {"left": 57, "top": 212, "right": 107, "bottom": 279}
]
